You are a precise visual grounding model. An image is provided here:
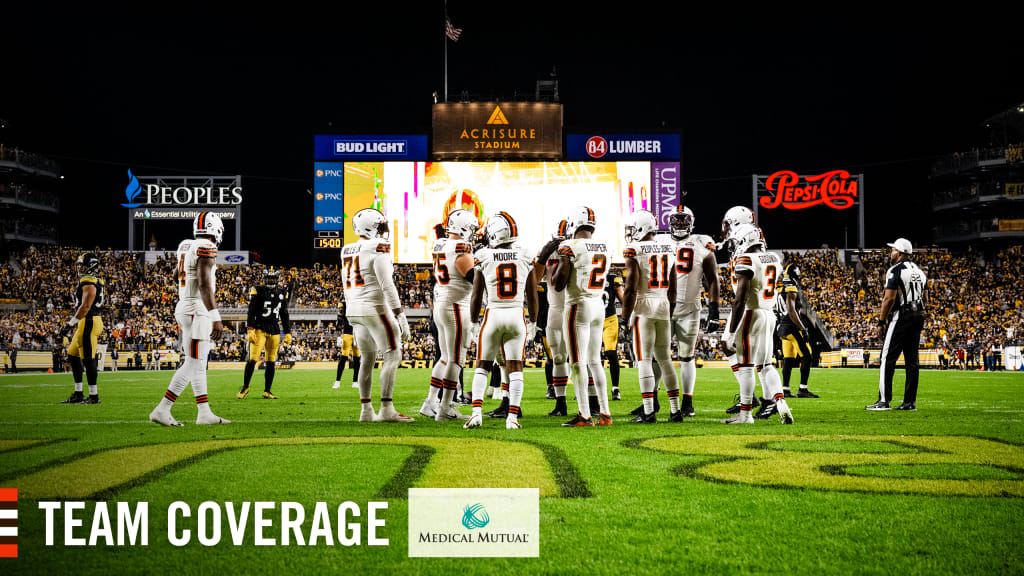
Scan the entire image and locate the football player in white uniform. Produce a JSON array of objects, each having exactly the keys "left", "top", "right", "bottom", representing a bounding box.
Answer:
[
  {"left": 149, "top": 211, "right": 230, "bottom": 426},
  {"left": 720, "top": 223, "right": 792, "bottom": 425},
  {"left": 420, "top": 209, "right": 476, "bottom": 422},
  {"left": 553, "top": 206, "right": 612, "bottom": 427},
  {"left": 341, "top": 208, "right": 414, "bottom": 423},
  {"left": 668, "top": 206, "right": 720, "bottom": 418},
  {"left": 622, "top": 210, "right": 678, "bottom": 423},
  {"left": 533, "top": 219, "right": 572, "bottom": 417},
  {"left": 465, "top": 212, "right": 538, "bottom": 430}
]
